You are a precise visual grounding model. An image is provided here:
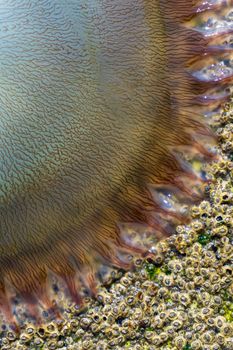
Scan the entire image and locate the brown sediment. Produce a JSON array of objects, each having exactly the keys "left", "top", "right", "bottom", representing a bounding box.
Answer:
[{"left": 0, "top": 0, "right": 232, "bottom": 323}]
